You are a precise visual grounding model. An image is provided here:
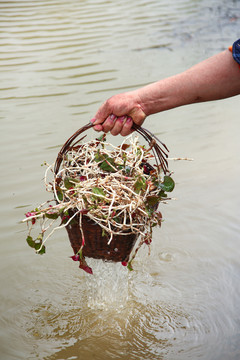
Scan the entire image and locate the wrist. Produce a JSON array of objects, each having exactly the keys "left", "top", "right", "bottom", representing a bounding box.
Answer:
[
  {"left": 134, "top": 84, "right": 163, "bottom": 116},
  {"left": 136, "top": 77, "right": 188, "bottom": 115}
]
